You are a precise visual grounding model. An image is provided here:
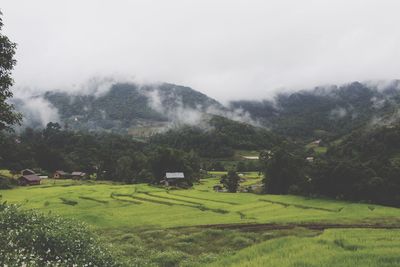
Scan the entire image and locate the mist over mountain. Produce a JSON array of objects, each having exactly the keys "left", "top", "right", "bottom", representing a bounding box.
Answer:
[
  {"left": 10, "top": 79, "right": 400, "bottom": 142},
  {"left": 230, "top": 81, "right": 400, "bottom": 140},
  {"left": 11, "top": 81, "right": 231, "bottom": 133}
]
